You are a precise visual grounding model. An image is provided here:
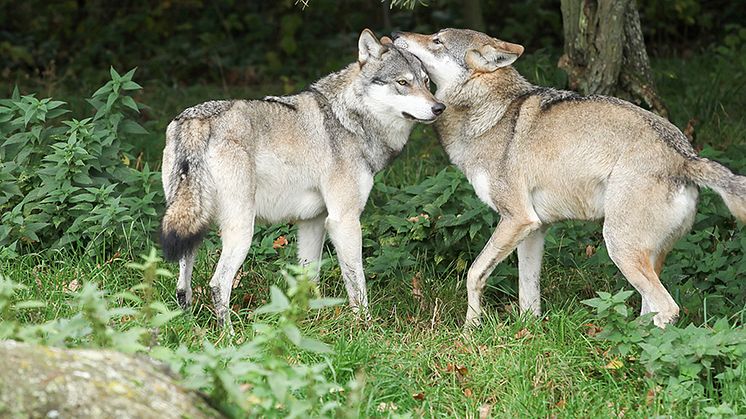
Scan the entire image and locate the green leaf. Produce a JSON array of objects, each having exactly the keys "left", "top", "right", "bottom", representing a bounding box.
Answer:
[
  {"left": 255, "top": 286, "right": 291, "bottom": 315},
  {"left": 309, "top": 297, "right": 345, "bottom": 310},
  {"left": 92, "top": 81, "right": 113, "bottom": 98},
  {"left": 298, "top": 336, "right": 332, "bottom": 353},
  {"left": 121, "top": 80, "right": 142, "bottom": 91},
  {"left": 283, "top": 324, "right": 302, "bottom": 345},
  {"left": 121, "top": 67, "right": 137, "bottom": 81},
  {"left": 110, "top": 67, "right": 121, "bottom": 81},
  {"left": 13, "top": 300, "right": 46, "bottom": 310},
  {"left": 121, "top": 96, "right": 139, "bottom": 112}
]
